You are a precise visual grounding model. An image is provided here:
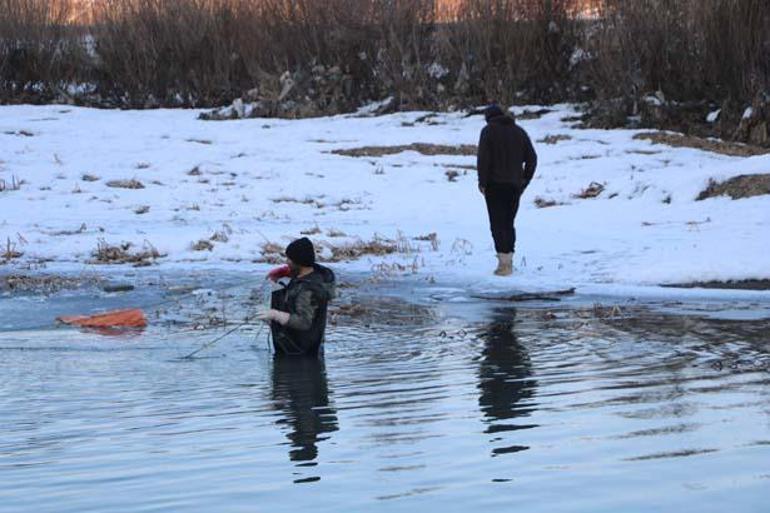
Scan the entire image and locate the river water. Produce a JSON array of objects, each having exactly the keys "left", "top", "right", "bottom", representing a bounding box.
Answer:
[{"left": 1, "top": 273, "right": 769, "bottom": 512}]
